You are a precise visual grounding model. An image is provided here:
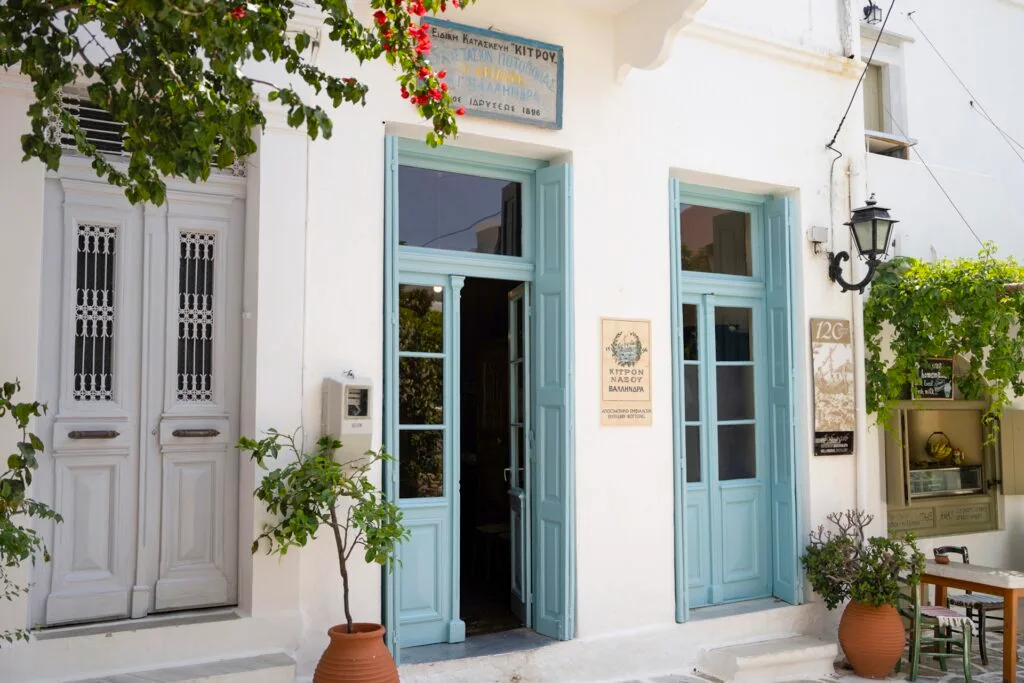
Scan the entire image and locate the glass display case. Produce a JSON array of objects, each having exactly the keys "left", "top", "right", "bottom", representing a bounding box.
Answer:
[
  {"left": 884, "top": 401, "right": 999, "bottom": 537},
  {"left": 908, "top": 465, "right": 983, "bottom": 498}
]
